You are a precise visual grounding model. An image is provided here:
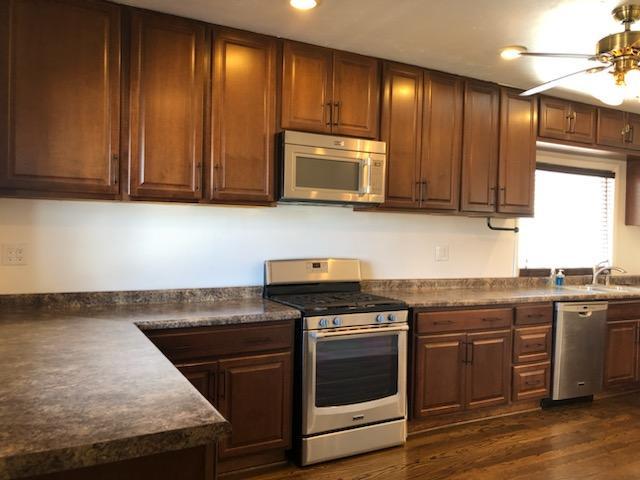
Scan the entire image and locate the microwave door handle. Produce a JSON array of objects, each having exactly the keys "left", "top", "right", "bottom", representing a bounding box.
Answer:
[{"left": 358, "top": 157, "right": 372, "bottom": 196}]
